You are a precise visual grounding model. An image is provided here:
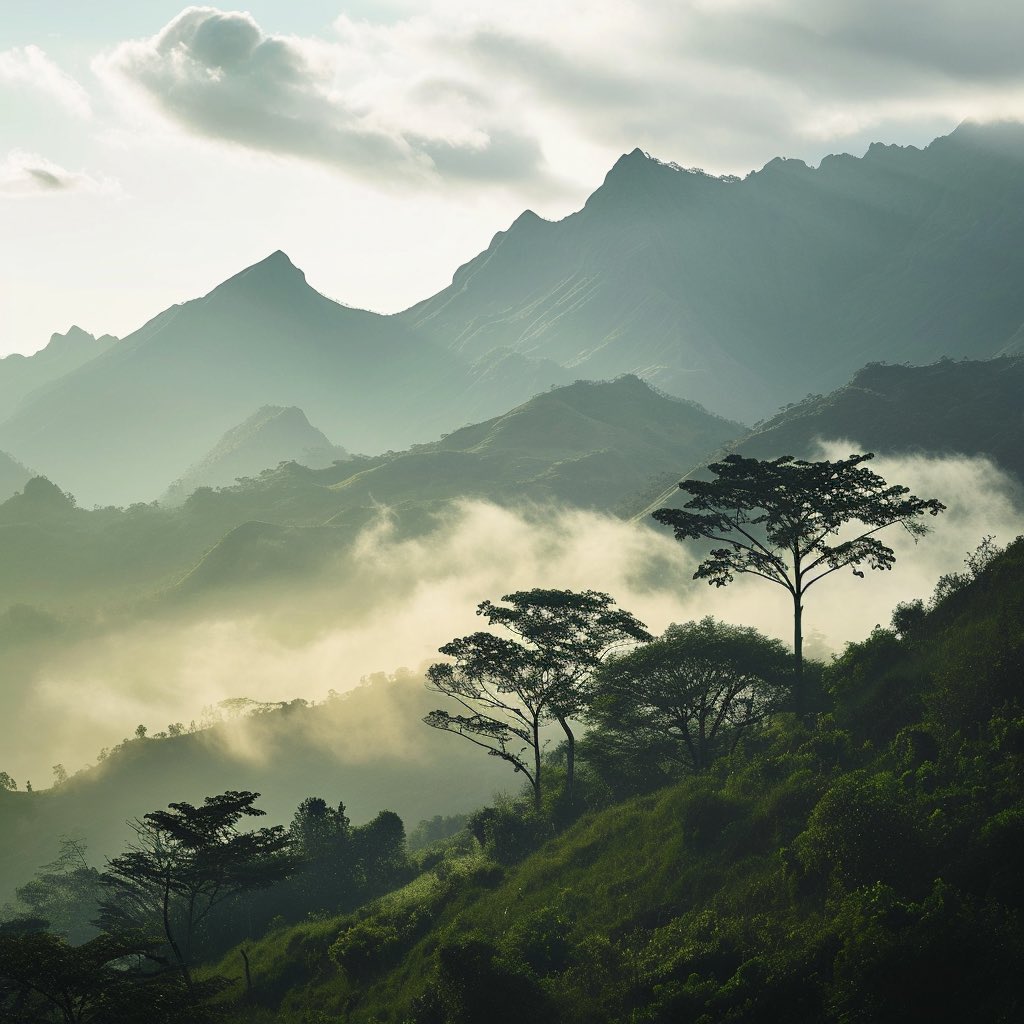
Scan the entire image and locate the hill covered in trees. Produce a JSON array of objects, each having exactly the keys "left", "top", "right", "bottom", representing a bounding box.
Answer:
[
  {"left": 5, "top": 527, "right": 1018, "bottom": 1022},
  {"left": 202, "top": 537, "right": 1024, "bottom": 1022}
]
